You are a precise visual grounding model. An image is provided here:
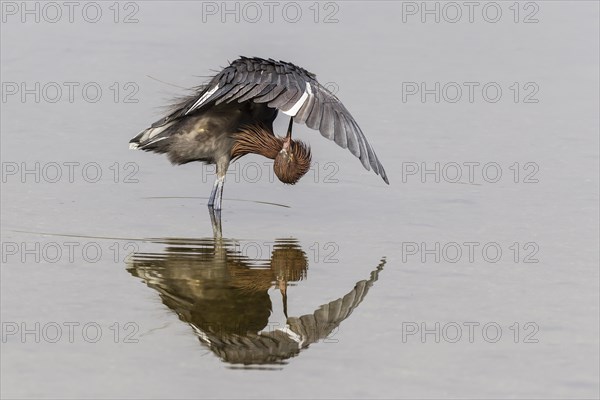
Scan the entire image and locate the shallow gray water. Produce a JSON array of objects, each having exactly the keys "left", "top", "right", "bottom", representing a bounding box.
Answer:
[{"left": 1, "top": 1, "right": 598, "bottom": 399}]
